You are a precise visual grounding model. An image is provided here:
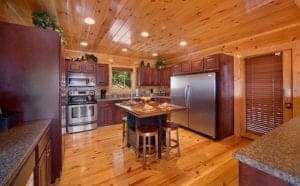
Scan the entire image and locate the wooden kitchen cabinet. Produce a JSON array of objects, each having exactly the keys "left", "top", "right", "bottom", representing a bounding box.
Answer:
[
  {"left": 181, "top": 61, "right": 191, "bottom": 73},
  {"left": 150, "top": 68, "right": 159, "bottom": 86},
  {"left": 35, "top": 127, "right": 52, "bottom": 186},
  {"left": 98, "top": 101, "right": 125, "bottom": 126},
  {"left": 96, "top": 64, "right": 109, "bottom": 85},
  {"left": 137, "top": 67, "right": 150, "bottom": 86},
  {"left": 35, "top": 142, "right": 52, "bottom": 186},
  {"left": 82, "top": 62, "right": 95, "bottom": 73},
  {"left": 67, "top": 61, "right": 96, "bottom": 73},
  {"left": 172, "top": 64, "right": 181, "bottom": 75},
  {"left": 67, "top": 61, "right": 82, "bottom": 72},
  {"left": 204, "top": 55, "right": 219, "bottom": 71},
  {"left": 191, "top": 58, "right": 204, "bottom": 73}
]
